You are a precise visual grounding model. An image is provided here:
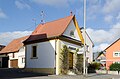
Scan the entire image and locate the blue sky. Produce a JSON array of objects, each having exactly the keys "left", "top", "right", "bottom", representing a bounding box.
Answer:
[{"left": 0, "top": 0, "right": 120, "bottom": 52}]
